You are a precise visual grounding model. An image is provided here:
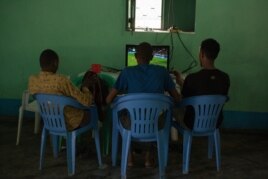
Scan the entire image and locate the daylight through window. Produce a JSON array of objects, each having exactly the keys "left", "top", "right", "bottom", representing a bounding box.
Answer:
[
  {"left": 135, "top": 0, "right": 162, "bottom": 30},
  {"left": 126, "top": 0, "right": 196, "bottom": 32}
]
